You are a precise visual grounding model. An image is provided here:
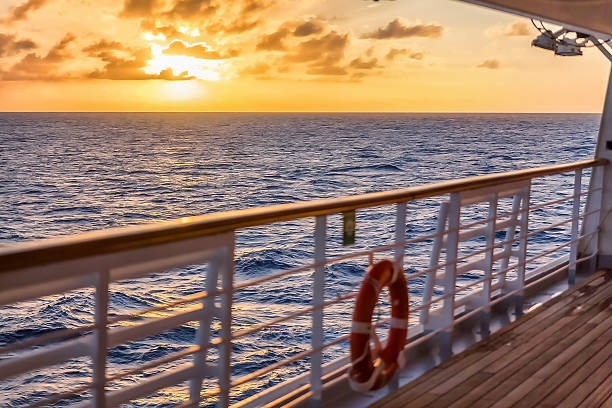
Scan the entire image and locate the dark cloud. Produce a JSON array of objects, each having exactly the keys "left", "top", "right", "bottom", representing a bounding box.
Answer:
[
  {"left": 361, "top": 19, "right": 443, "bottom": 39},
  {"left": 88, "top": 47, "right": 193, "bottom": 80},
  {"left": 1, "top": 33, "right": 75, "bottom": 80},
  {"left": 82, "top": 40, "right": 125, "bottom": 56},
  {"left": 166, "top": 0, "right": 217, "bottom": 20},
  {"left": 294, "top": 18, "right": 325, "bottom": 37},
  {"left": 240, "top": 62, "right": 269, "bottom": 75},
  {"left": 283, "top": 31, "right": 348, "bottom": 64},
  {"left": 306, "top": 65, "right": 347, "bottom": 76},
  {"left": 256, "top": 18, "right": 329, "bottom": 51},
  {"left": 385, "top": 48, "right": 424, "bottom": 60},
  {"left": 256, "top": 27, "right": 290, "bottom": 51},
  {"left": 163, "top": 40, "right": 239, "bottom": 59},
  {"left": 477, "top": 59, "right": 500, "bottom": 69},
  {"left": 504, "top": 22, "right": 530, "bottom": 36},
  {"left": 45, "top": 33, "right": 75, "bottom": 62},
  {"left": 349, "top": 57, "right": 380, "bottom": 69},
  {"left": 280, "top": 31, "right": 349, "bottom": 77},
  {"left": 242, "top": 0, "right": 269, "bottom": 14},
  {"left": 5, "top": 0, "right": 47, "bottom": 23},
  {"left": 203, "top": 0, "right": 275, "bottom": 35},
  {"left": 140, "top": 20, "right": 186, "bottom": 40},
  {"left": 409, "top": 52, "right": 424, "bottom": 60},
  {"left": 350, "top": 72, "right": 367, "bottom": 82},
  {"left": 0, "top": 33, "right": 36, "bottom": 57},
  {"left": 207, "top": 18, "right": 260, "bottom": 35},
  {"left": 120, "top": 0, "right": 159, "bottom": 18}
]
